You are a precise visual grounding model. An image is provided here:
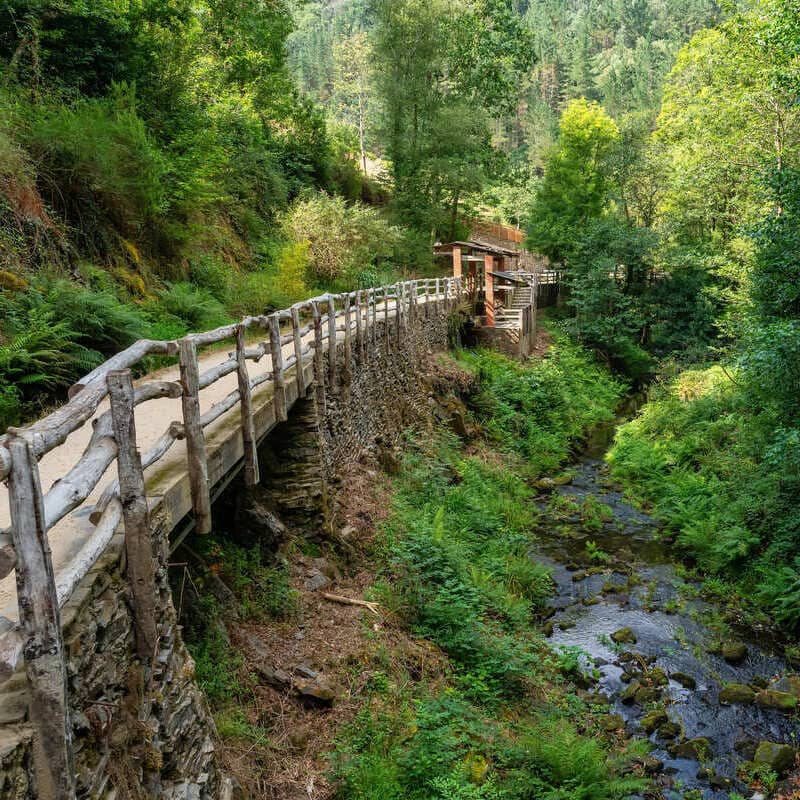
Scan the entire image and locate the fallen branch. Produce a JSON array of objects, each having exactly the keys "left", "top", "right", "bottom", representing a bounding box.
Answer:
[{"left": 321, "top": 593, "right": 381, "bottom": 617}]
